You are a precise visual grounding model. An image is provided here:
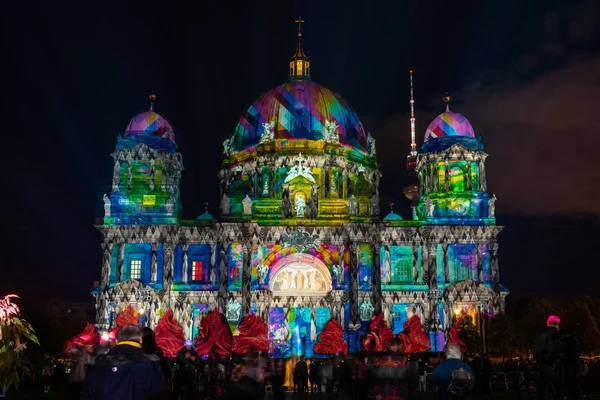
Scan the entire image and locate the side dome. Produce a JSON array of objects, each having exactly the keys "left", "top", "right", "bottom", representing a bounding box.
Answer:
[
  {"left": 125, "top": 110, "right": 175, "bottom": 143},
  {"left": 424, "top": 105, "right": 475, "bottom": 142},
  {"left": 231, "top": 79, "right": 368, "bottom": 152}
]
